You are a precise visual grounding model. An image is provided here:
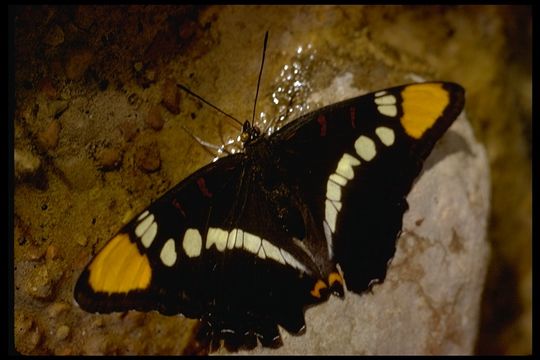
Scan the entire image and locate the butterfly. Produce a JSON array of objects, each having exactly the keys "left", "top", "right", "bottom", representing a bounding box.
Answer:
[{"left": 74, "top": 75, "right": 464, "bottom": 350}]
